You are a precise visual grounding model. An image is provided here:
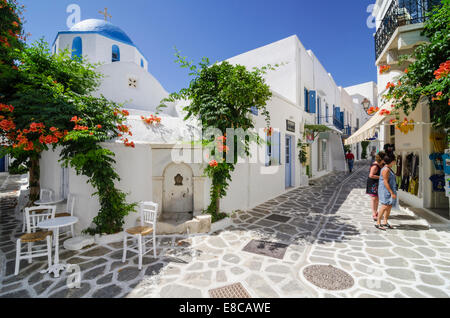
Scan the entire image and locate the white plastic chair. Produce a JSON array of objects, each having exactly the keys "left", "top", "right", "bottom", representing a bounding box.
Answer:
[
  {"left": 122, "top": 202, "right": 158, "bottom": 270},
  {"left": 15, "top": 205, "right": 56, "bottom": 275},
  {"left": 55, "top": 193, "right": 76, "bottom": 237}
]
